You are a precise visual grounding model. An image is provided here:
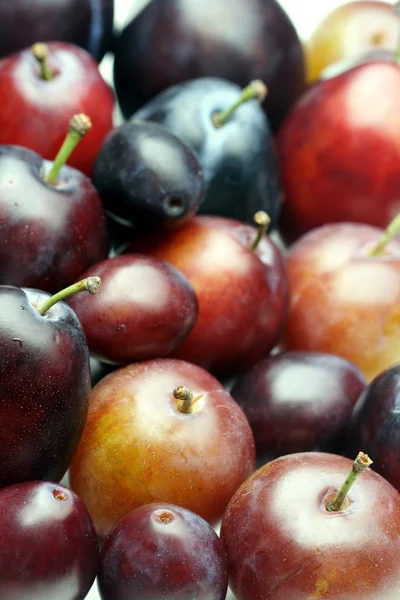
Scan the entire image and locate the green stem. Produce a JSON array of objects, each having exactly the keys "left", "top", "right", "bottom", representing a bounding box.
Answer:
[
  {"left": 45, "top": 114, "right": 92, "bottom": 185},
  {"left": 394, "top": 3, "right": 400, "bottom": 63},
  {"left": 369, "top": 214, "right": 400, "bottom": 257},
  {"left": 212, "top": 80, "right": 268, "bottom": 128},
  {"left": 327, "top": 452, "right": 372, "bottom": 512},
  {"left": 32, "top": 43, "right": 54, "bottom": 81},
  {"left": 250, "top": 211, "right": 271, "bottom": 252},
  {"left": 173, "top": 386, "right": 194, "bottom": 414},
  {"left": 36, "top": 277, "right": 101, "bottom": 316}
]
